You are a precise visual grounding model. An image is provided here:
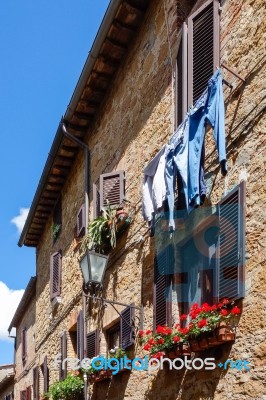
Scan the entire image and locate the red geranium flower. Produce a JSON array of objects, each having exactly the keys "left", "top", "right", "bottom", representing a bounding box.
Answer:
[
  {"left": 197, "top": 319, "right": 208, "bottom": 328},
  {"left": 148, "top": 338, "right": 155, "bottom": 345},
  {"left": 173, "top": 336, "right": 180, "bottom": 343},
  {"left": 156, "top": 325, "right": 172, "bottom": 335},
  {"left": 157, "top": 338, "right": 165, "bottom": 345},
  {"left": 220, "top": 309, "right": 228, "bottom": 316},
  {"left": 153, "top": 352, "right": 165, "bottom": 359},
  {"left": 222, "top": 298, "right": 229, "bottom": 305},
  {"left": 231, "top": 306, "right": 241, "bottom": 315},
  {"left": 145, "top": 329, "right": 152, "bottom": 335},
  {"left": 138, "top": 330, "right": 144, "bottom": 337},
  {"left": 201, "top": 303, "right": 211, "bottom": 312},
  {"left": 180, "top": 314, "right": 187, "bottom": 321},
  {"left": 143, "top": 343, "right": 151, "bottom": 351},
  {"left": 211, "top": 305, "right": 217, "bottom": 311}
]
